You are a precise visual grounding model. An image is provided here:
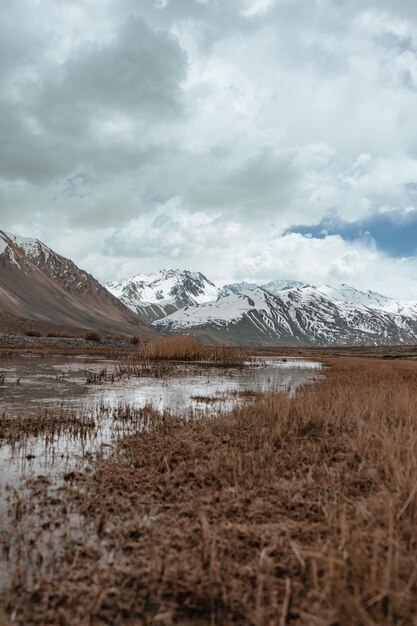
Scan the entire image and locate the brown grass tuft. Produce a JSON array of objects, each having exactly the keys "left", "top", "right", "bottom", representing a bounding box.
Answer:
[
  {"left": 85, "top": 330, "right": 102, "bottom": 342},
  {"left": 46, "top": 331, "right": 75, "bottom": 338},
  {"left": 0, "top": 409, "right": 96, "bottom": 444},
  {"left": 24, "top": 329, "right": 41, "bottom": 337},
  {"left": 138, "top": 334, "right": 246, "bottom": 365},
  {"left": 139, "top": 334, "right": 208, "bottom": 360}
]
